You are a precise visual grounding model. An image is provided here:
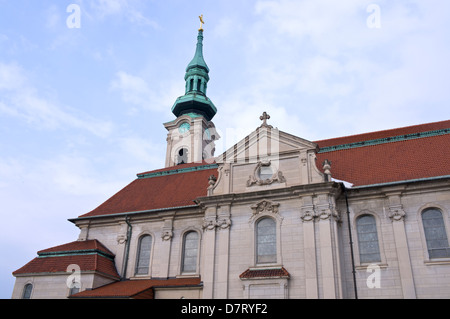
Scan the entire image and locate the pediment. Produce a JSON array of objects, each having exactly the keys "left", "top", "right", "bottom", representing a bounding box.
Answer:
[{"left": 215, "top": 126, "right": 318, "bottom": 164}]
